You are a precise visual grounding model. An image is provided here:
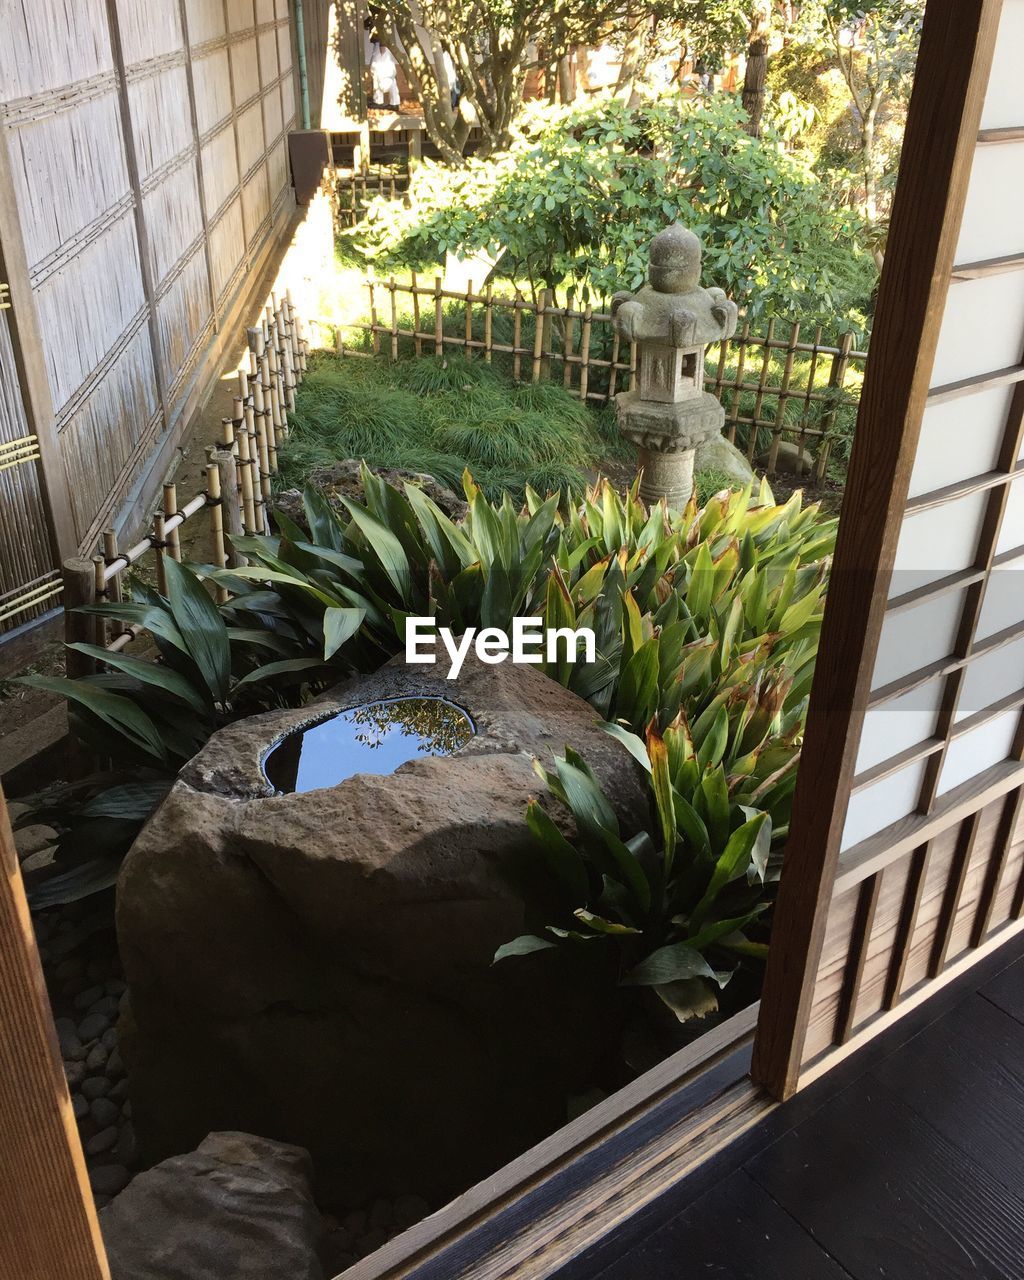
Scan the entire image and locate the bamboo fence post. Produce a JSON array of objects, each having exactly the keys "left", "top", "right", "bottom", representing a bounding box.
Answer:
[
  {"left": 464, "top": 280, "right": 474, "bottom": 358},
  {"left": 162, "top": 483, "right": 181, "bottom": 562},
  {"left": 62, "top": 559, "right": 97, "bottom": 678},
  {"left": 579, "top": 303, "right": 593, "bottom": 403},
  {"left": 727, "top": 318, "right": 752, "bottom": 443},
  {"left": 512, "top": 292, "right": 523, "bottom": 382},
  {"left": 484, "top": 284, "right": 493, "bottom": 363},
  {"left": 152, "top": 513, "right": 168, "bottom": 596},
  {"left": 815, "top": 331, "right": 855, "bottom": 485},
  {"left": 102, "top": 530, "right": 122, "bottom": 607},
  {"left": 411, "top": 271, "right": 422, "bottom": 356},
  {"left": 368, "top": 270, "right": 381, "bottom": 356},
  {"left": 711, "top": 331, "right": 729, "bottom": 404},
  {"left": 234, "top": 397, "right": 258, "bottom": 535},
  {"left": 563, "top": 289, "right": 576, "bottom": 389},
  {"left": 242, "top": 397, "right": 266, "bottom": 533},
  {"left": 747, "top": 318, "right": 776, "bottom": 463},
  {"left": 91, "top": 557, "right": 107, "bottom": 648},
  {"left": 434, "top": 276, "right": 443, "bottom": 358},
  {"left": 531, "top": 290, "right": 547, "bottom": 383},
  {"left": 608, "top": 327, "right": 621, "bottom": 402},
  {"left": 408, "top": 128, "right": 421, "bottom": 173},
  {"left": 206, "top": 457, "right": 229, "bottom": 604},
  {"left": 799, "top": 324, "right": 824, "bottom": 471},
  {"left": 767, "top": 322, "right": 800, "bottom": 476},
  {"left": 212, "top": 448, "right": 245, "bottom": 568},
  {"left": 388, "top": 276, "right": 399, "bottom": 360}
]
